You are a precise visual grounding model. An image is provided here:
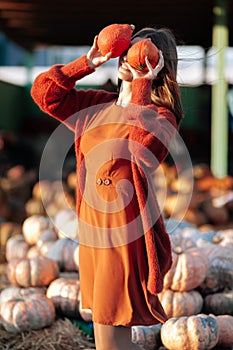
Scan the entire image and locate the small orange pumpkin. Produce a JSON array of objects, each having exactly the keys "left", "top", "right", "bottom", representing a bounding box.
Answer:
[
  {"left": 127, "top": 38, "right": 159, "bottom": 72},
  {"left": 97, "top": 23, "right": 134, "bottom": 58}
]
